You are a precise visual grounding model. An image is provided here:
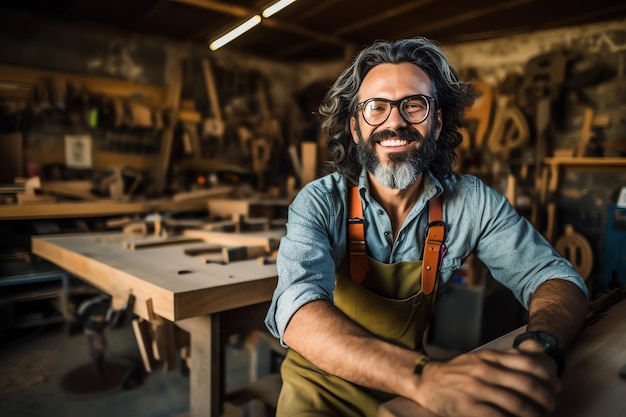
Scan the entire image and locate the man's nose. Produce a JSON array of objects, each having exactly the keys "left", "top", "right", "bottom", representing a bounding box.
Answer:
[{"left": 386, "top": 104, "right": 408, "bottom": 127}]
